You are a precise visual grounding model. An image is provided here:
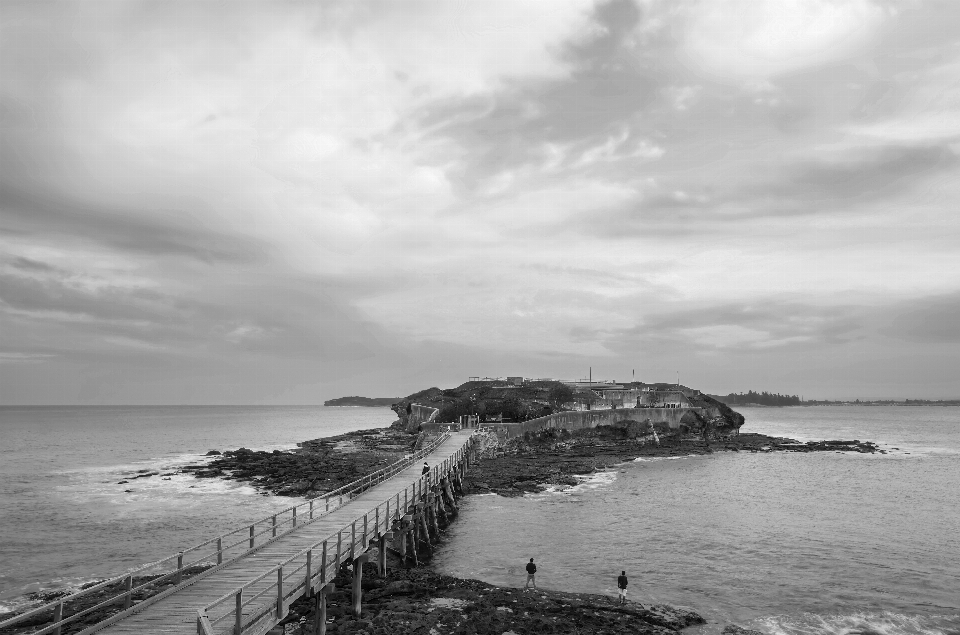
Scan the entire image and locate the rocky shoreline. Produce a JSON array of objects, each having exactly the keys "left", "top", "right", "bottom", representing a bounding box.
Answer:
[
  {"left": 278, "top": 564, "right": 705, "bottom": 635},
  {"left": 169, "top": 422, "right": 881, "bottom": 501},
  {"left": 461, "top": 427, "right": 883, "bottom": 497},
  {"left": 181, "top": 427, "right": 423, "bottom": 497}
]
